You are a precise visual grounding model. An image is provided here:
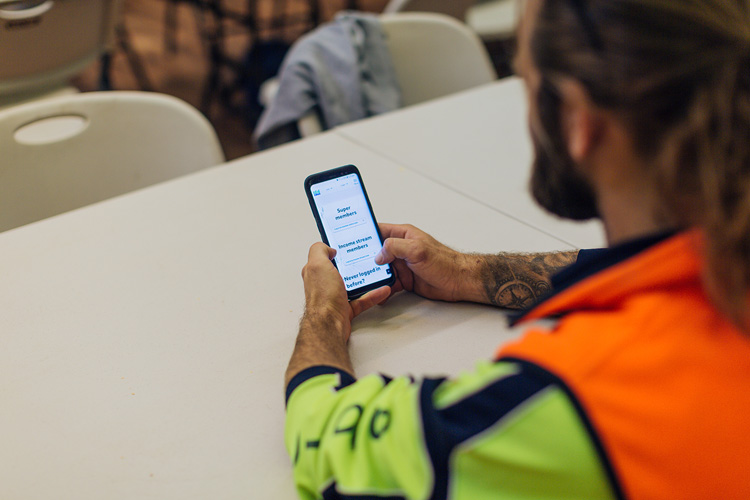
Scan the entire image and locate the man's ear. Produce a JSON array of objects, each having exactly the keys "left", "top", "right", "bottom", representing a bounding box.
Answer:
[{"left": 559, "top": 80, "right": 604, "bottom": 163}]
